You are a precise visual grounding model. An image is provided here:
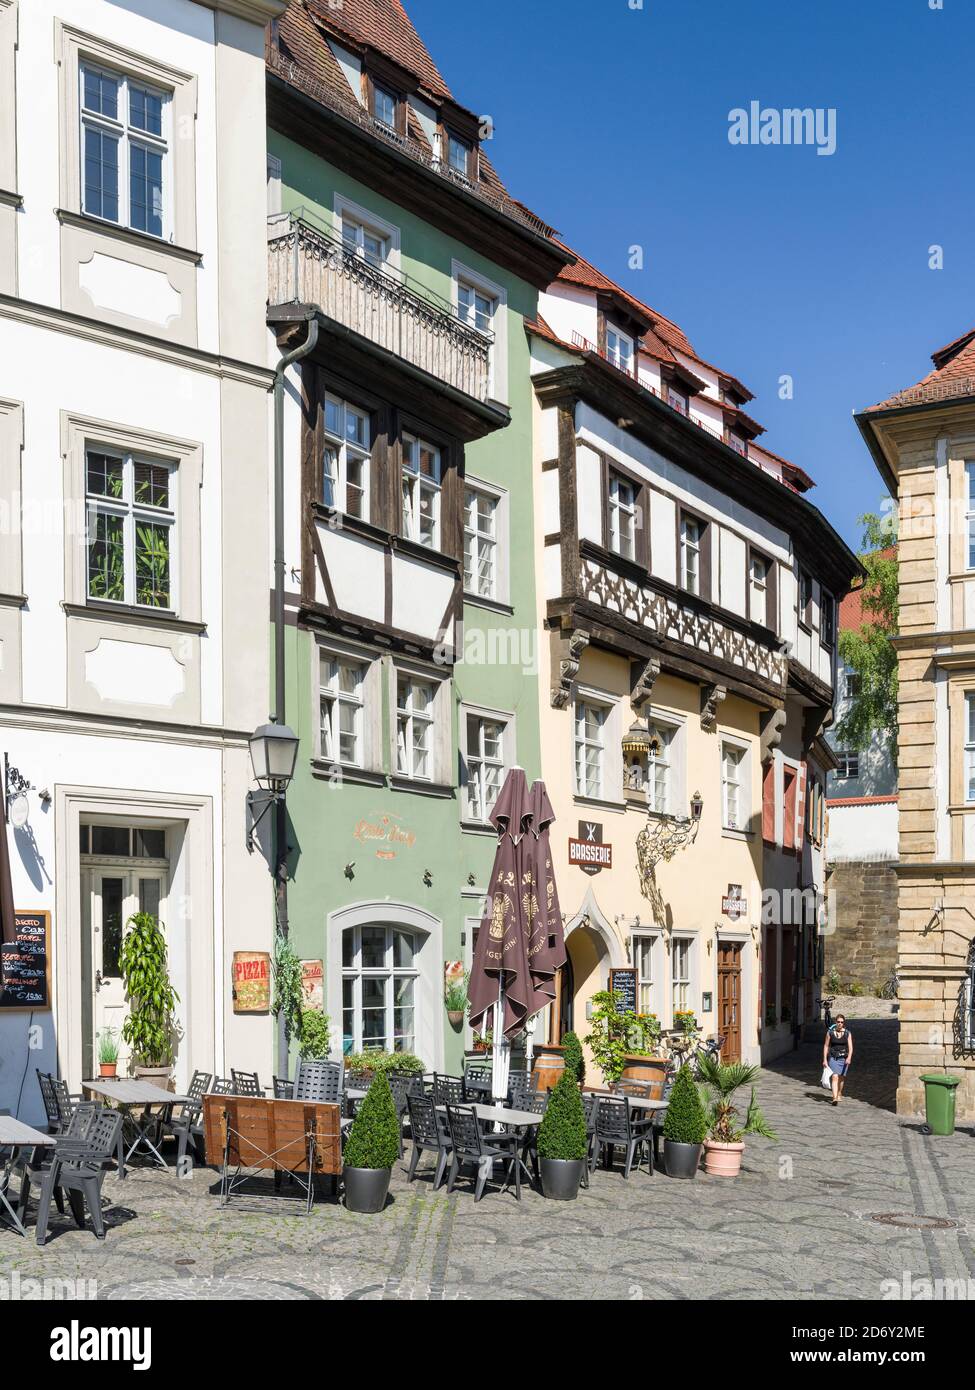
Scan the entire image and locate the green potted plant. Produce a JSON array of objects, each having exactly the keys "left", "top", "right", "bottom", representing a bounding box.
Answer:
[
  {"left": 661, "top": 1064, "right": 707, "bottom": 1178},
  {"left": 342, "top": 1070, "right": 400, "bottom": 1212},
  {"left": 697, "top": 1055, "right": 777, "bottom": 1177},
  {"left": 561, "top": 1030, "right": 585, "bottom": 1087},
  {"left": 342, "top": 1051, "right": 424, "bottom": 1085},
  {"left": 472, "top": 1028, "right": 492, "bottom": 1053},
  {"left": 298, "top": 1007, "right": 331, "bottom": 1060},
  {"left": 97, "top": 1028, "right": 119, "bottom": 1079},
  {"left": 119, "top": 912, "right": 180, "bottom": 1085},
  {"left": 674, "top": 1010, "right": 698, "bottom": 1035},
  {"left": 585, "top": 991, "right": 668, "bottom": 1093},
  {"left": 536, "top": 1069, "right": 589, "bottom": 1200},
  {"left": 445, "top": 971, "right": 468, "bottom": 1028}
]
